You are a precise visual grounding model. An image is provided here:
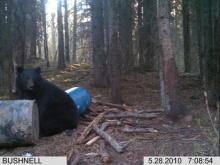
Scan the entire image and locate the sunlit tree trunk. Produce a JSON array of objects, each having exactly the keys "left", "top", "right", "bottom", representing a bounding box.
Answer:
[
  {"left": 107, "top": 0, "right": 123, "bottom": 104},
  {"left": 182, "top": 0, "right": 191, "bottom": 73},
  {"left": 157, "top": 0, "right": 188, "bottom": 119},
  {"left": 64, "top": 0, "right": 70, "bottom": 62},
  {"left": 37, "top": 39, "right": 42, "bottom": 58},
  {"left": 91, "top": 0, "right": 108, "bottom": 87},
  {"left": 57, "top": 0, "right": 65, "bottom": 69},
  {"left": 51, "top": 13, "right": 56, "bottom": 61},
  {"left": 72, "top": 0, "right": 77, "bottom": 63},
  {"left": 10, "top": 0, "right": 26, "bottom": 97},
  {"left": 41, "top": 0, "right": 49, "bottom": 67}
]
